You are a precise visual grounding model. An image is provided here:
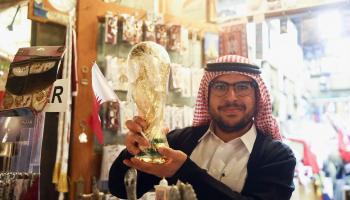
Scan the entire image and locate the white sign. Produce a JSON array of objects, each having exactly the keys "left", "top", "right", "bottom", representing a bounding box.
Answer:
[{"left": 44, "top": 79, "right": 69, "bottom": 112}]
